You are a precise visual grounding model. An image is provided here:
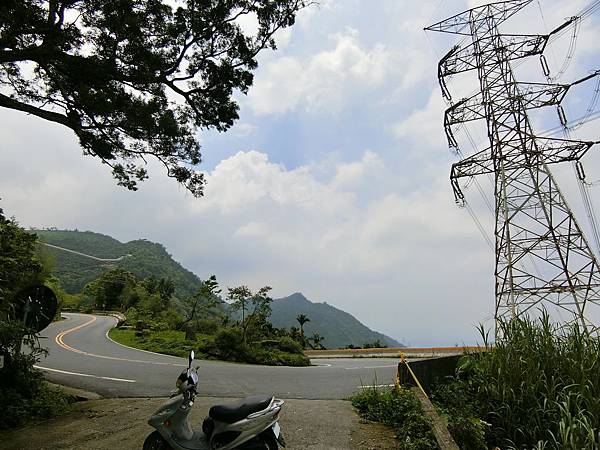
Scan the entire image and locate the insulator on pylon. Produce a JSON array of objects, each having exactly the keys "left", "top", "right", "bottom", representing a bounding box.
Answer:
[
  {"left": 576, "top": 161, "right": 586, "bottom": 181},
  {"left": 445, "top": 124, "right": 459, "bottom": 150},
  {"left": 557, "top": 105, "right": 568, "bottom": 128},
  {"left": 438, "top": 46, "right": 459, "bottom": 101},
  {"left": 451, "top": 178, "right": 465, "bottom": 205},
  {"left": 438, "top": 65, "right": 452, "bottom": 101},
  {"left": 440, "top": 77, "right": 452, "bottom": 101},
  {"left": 540, "top": 54, "right": 550, "bottom": 77}
]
